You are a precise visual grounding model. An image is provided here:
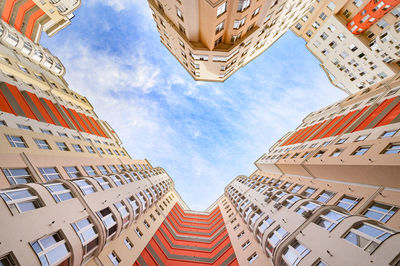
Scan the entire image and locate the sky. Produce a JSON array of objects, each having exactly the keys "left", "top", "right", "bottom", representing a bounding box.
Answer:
[{"left": 41, "top": 0, "right": 347, "bottom": 210}]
